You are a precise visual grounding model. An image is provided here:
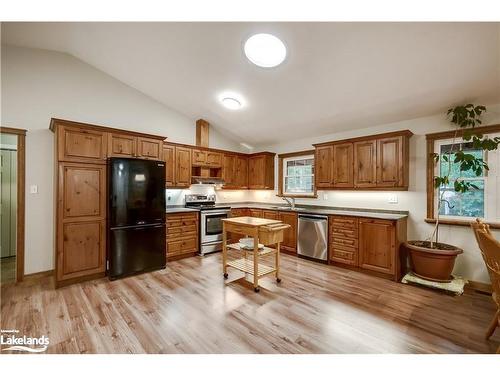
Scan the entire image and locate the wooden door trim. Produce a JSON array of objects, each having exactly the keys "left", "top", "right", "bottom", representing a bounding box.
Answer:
[{"left": 1, "top": 126, "right": 26, "bottom": 282}]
